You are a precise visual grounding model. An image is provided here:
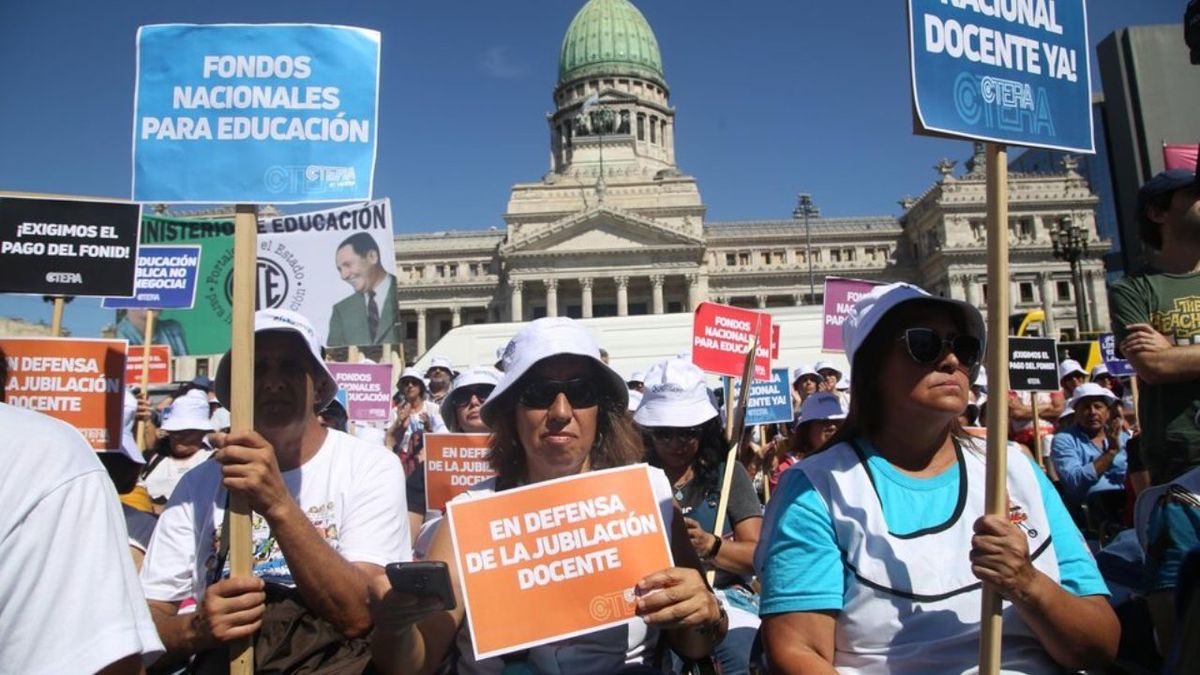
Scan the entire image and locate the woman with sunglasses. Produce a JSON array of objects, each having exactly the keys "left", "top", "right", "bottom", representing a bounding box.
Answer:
[
  {"left": 756, "top": 283, "right": 1118, "bottom": 673},
  {"left": 770, "top": 392, "right": 847, "bottom": 493},
  {"left": 369, "top": 318, "right": 725, "bottom": 674},
  {"left": 635, "top": 358, "right": 763, "bottom": 675}
]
